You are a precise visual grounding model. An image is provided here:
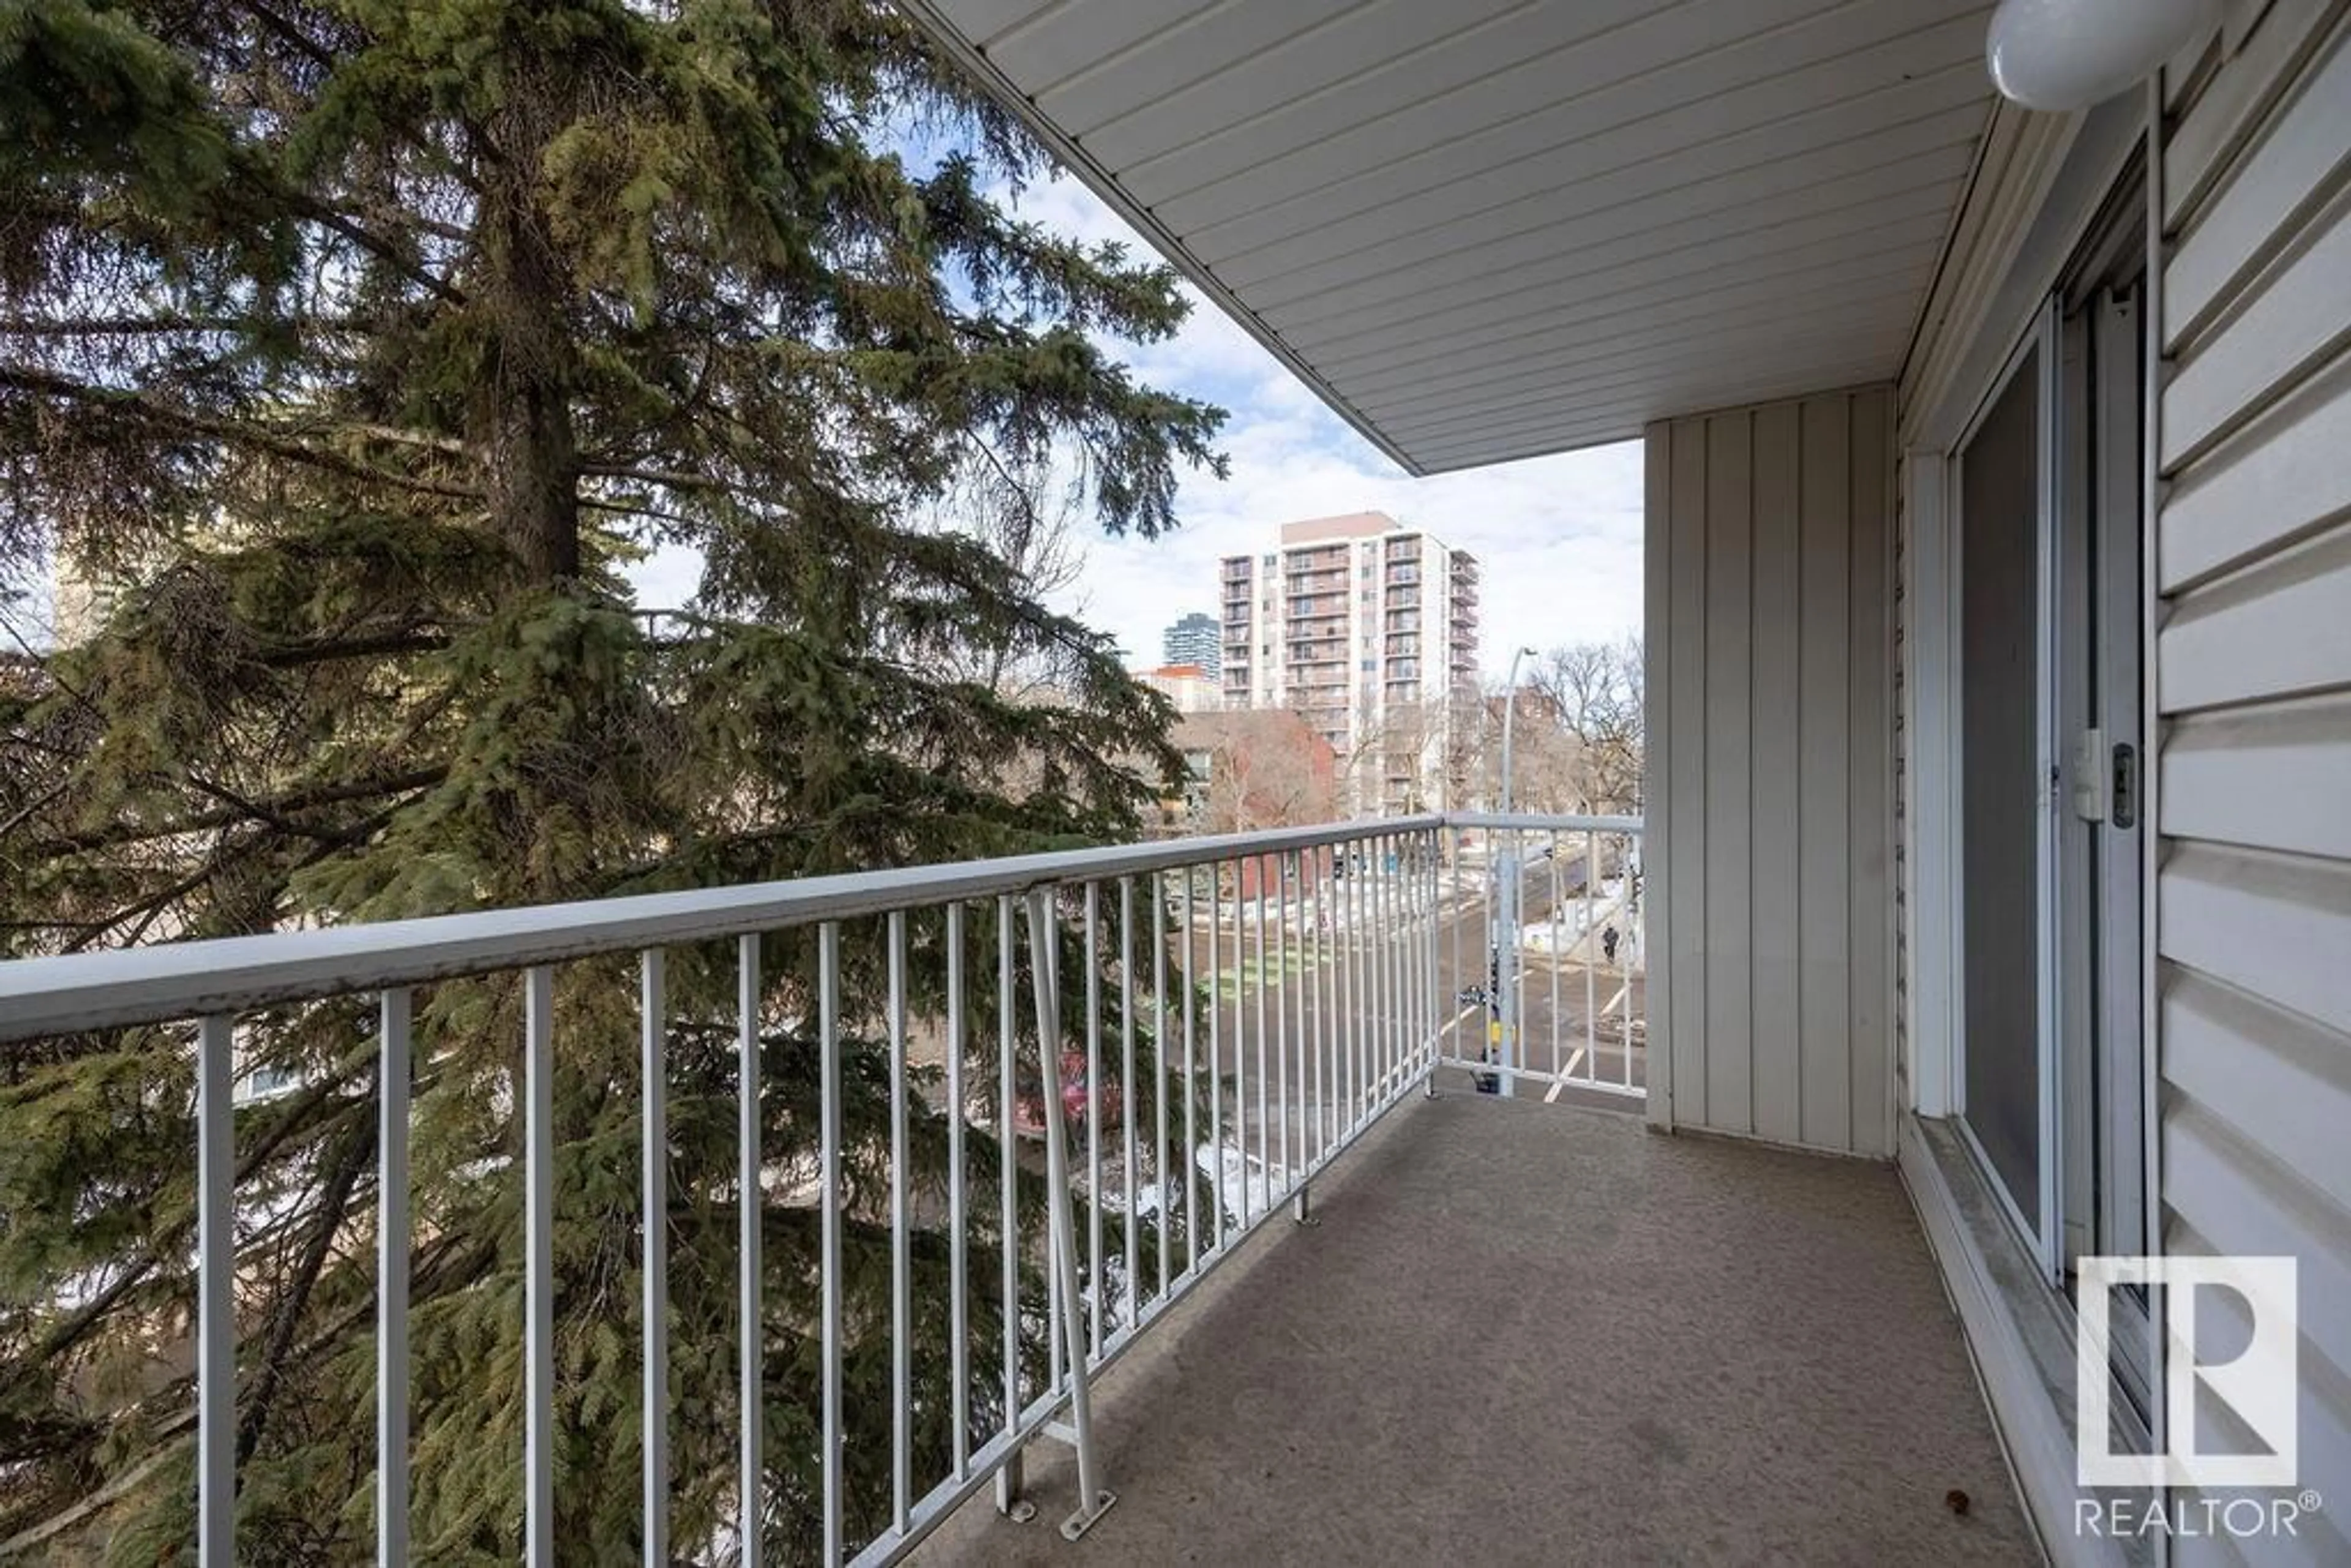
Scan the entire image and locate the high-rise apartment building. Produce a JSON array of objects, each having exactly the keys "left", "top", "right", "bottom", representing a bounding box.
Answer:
[
  {"left": 1159, "top": 610, "right": 1221, "bottom": 677},
  {"left": 1218, "top": 512, "right": 1480, "bottom": 812}
]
